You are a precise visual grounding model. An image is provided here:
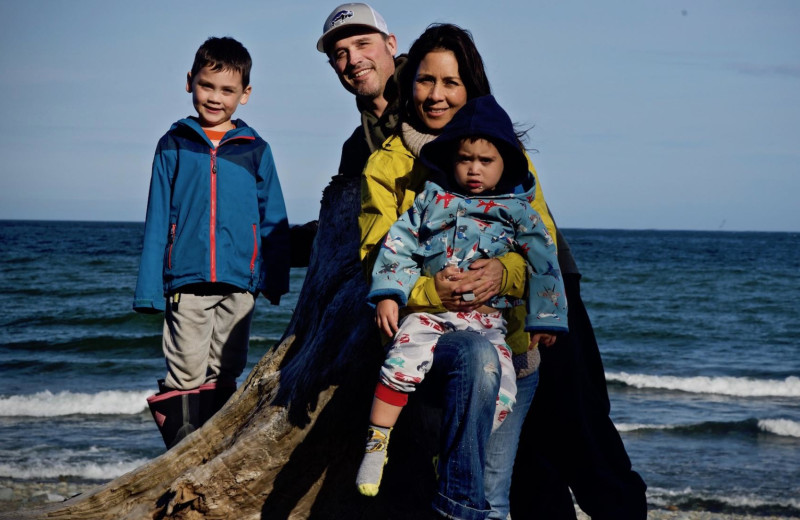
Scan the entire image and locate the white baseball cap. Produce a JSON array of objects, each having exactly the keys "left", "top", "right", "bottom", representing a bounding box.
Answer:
[{"left": 317, "top": 3, "right": 389, "bottom": 53}]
